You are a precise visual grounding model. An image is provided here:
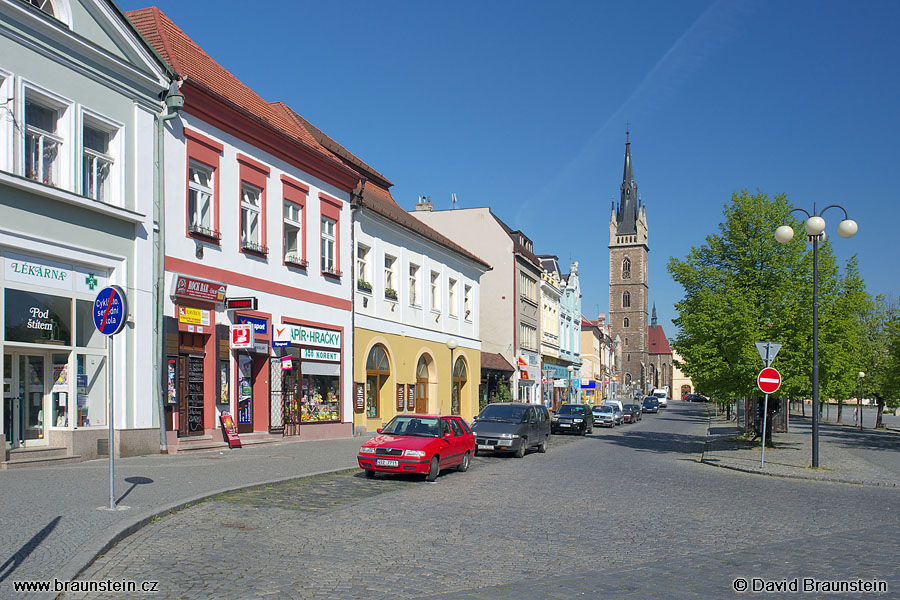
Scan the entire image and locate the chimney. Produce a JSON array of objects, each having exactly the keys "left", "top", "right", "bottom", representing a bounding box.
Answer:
[{"left": 415, "top": 195, "right": 433, "bottom": 212}]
